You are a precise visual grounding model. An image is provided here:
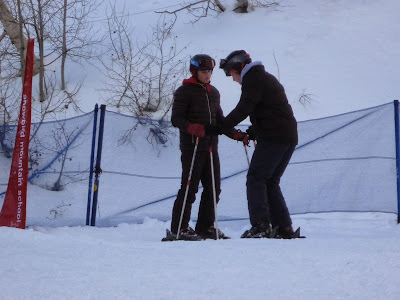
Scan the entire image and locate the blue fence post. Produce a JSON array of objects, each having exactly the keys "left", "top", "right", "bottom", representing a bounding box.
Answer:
[
  {"left": 90, "top": 105, "right": 106, "bottom": 226},
  {"left": 86, "top": 104, "right": 99, "bottom": 226},
  {"left": 394, "top": 100, "right": 400, "bottom": 223}
]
